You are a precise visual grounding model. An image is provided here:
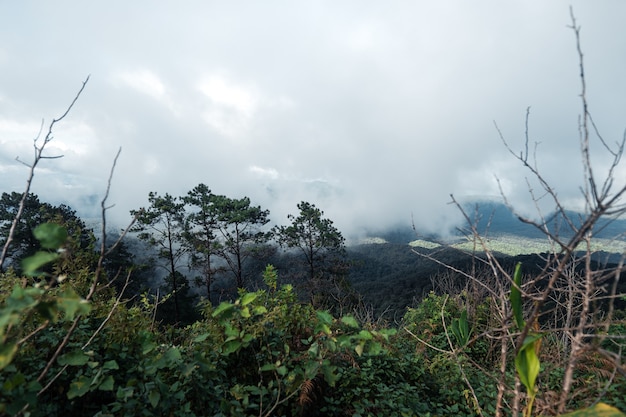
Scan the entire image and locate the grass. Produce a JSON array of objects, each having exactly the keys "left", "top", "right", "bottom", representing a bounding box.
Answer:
[{"left": 410, "top": 234, "right": 626, "bottom": 257}]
